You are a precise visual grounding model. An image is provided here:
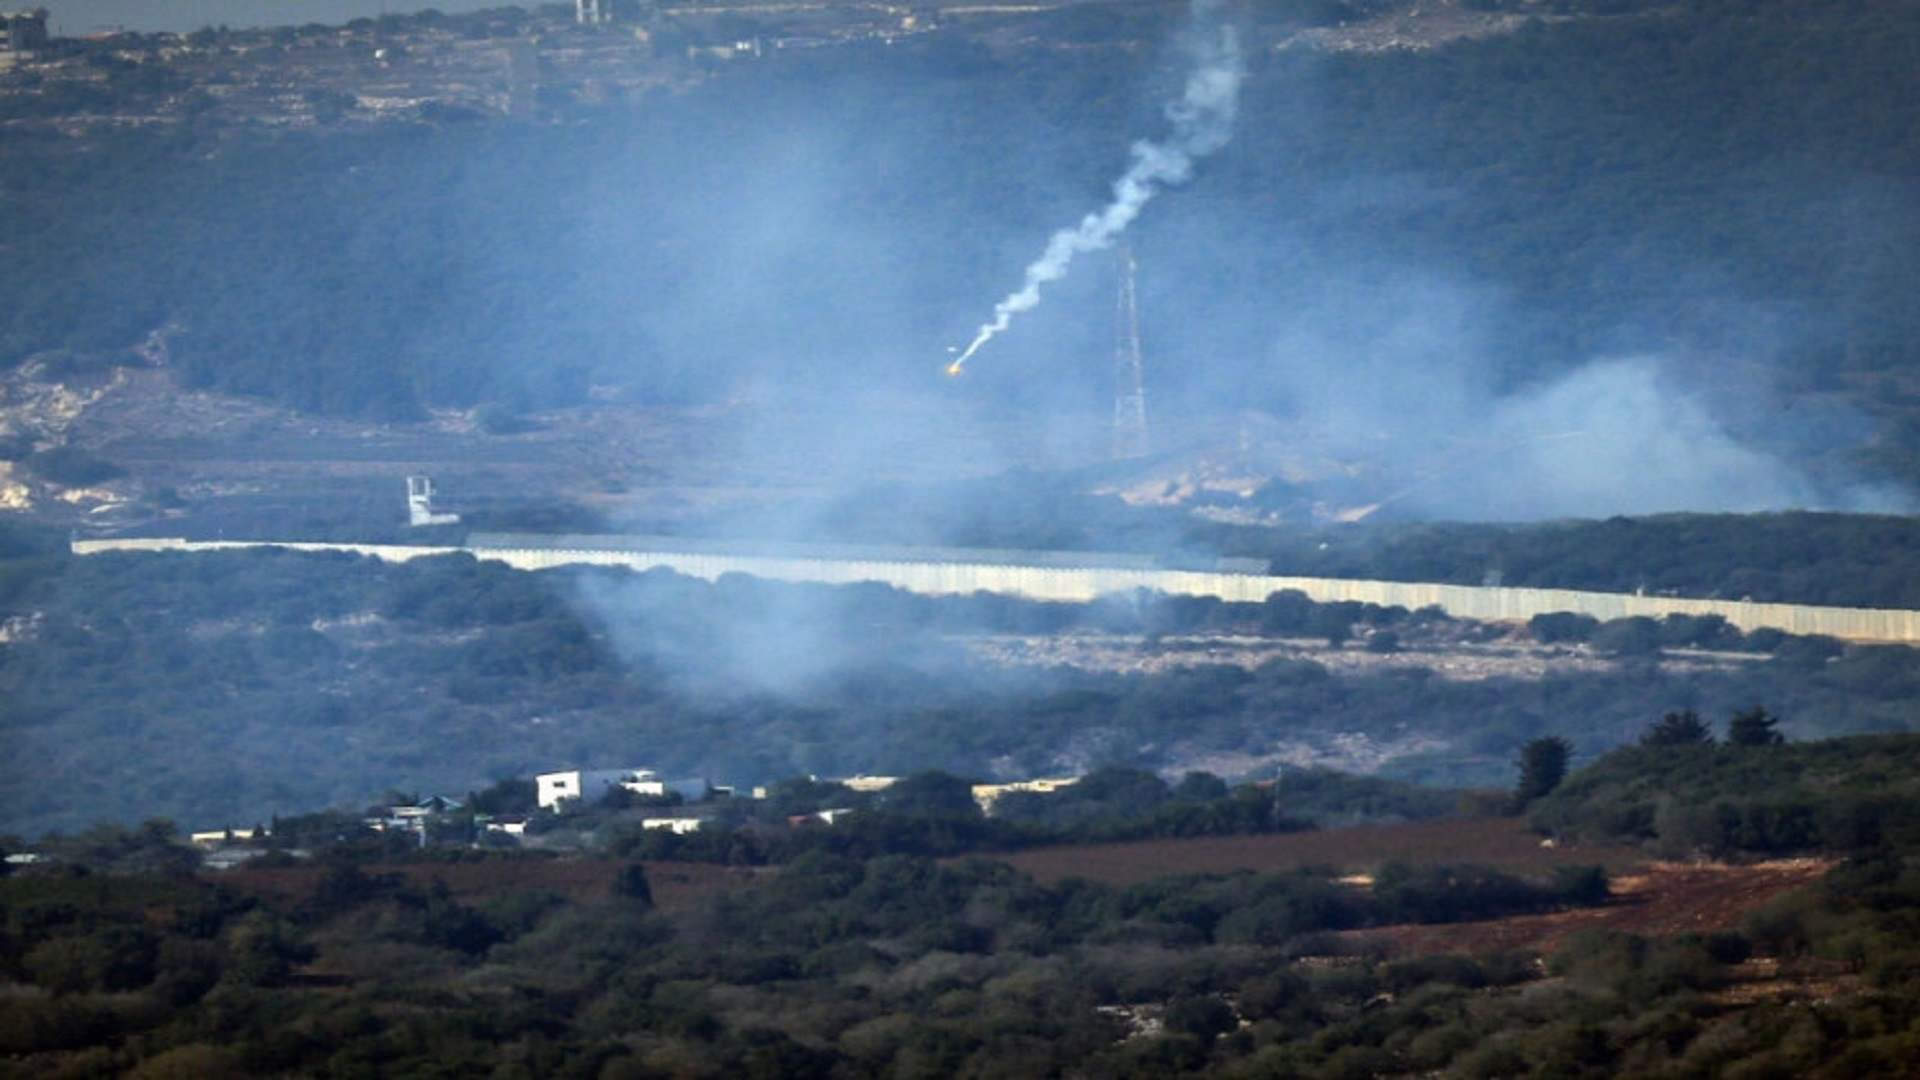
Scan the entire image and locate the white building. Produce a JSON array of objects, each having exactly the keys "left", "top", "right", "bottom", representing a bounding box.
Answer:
[
  {"left": 838, "top": 775, "right": 901, "bottom": 793},
  {"left": 972, "top": 777, "right": 1080, "bottom": 814},
  {"left": 640, "top": 816, "right": 708, "bottom": 834},
  {"left": 189, "top": 826, "right": 269, "bottom": 846},
  {"left": 536, "top": 768, "right": 711, "bottom": 810},
  {"left": 405, "top": 475, "right": 459, "bottom": 527}
]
